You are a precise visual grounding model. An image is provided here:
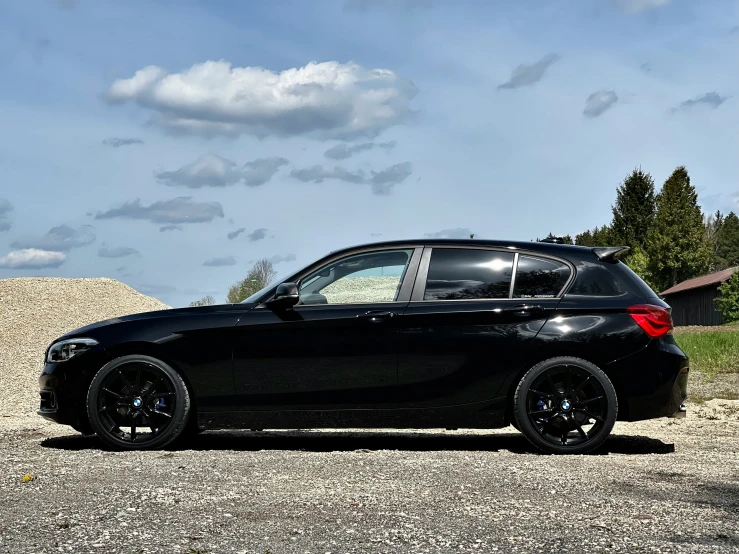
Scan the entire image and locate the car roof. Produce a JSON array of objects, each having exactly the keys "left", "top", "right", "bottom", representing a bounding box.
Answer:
[{"left": 329, "top": 238, "right": 595, "bottom": 258}]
